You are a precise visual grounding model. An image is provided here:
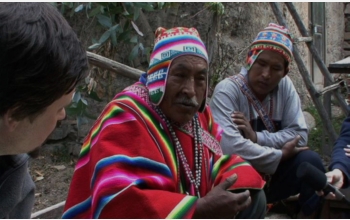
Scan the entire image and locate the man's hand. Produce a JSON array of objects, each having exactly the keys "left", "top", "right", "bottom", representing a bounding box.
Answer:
[
  {"left": 281, "top": 136, "right": 308, "bottom": 161},
  {"left": 193, "top": 174, "right": 251, "bottom": 218},
  {"left": 316, "top": 169, "right": 344, "bottom": 199},
  {"left": 231, "top": 111, "right": 257, "bottom": 143}
]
